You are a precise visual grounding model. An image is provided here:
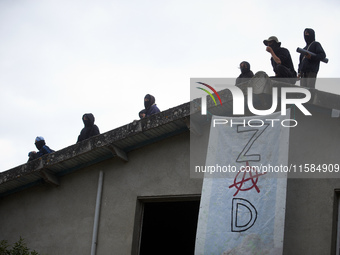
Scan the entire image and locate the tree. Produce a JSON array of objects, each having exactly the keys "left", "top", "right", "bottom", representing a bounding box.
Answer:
[{"left": 0, "top": 237, "right": 41, "bottom": 255}]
